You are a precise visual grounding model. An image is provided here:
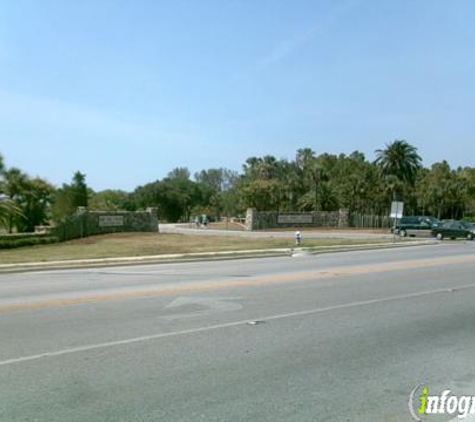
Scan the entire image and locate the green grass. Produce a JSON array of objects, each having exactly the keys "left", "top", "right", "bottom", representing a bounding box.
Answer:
[{"left": 0, "top": 232, "right": 395, "bottom": 264}]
